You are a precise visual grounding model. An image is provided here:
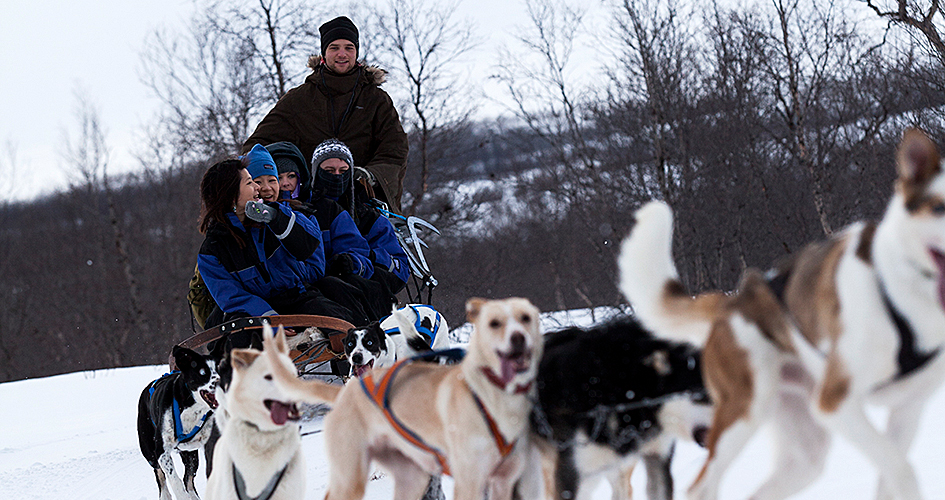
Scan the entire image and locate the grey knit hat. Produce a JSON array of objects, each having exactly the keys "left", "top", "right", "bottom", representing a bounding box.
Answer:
[{"left": 311, "top": 139, "right": 354, "bottom": 170}]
